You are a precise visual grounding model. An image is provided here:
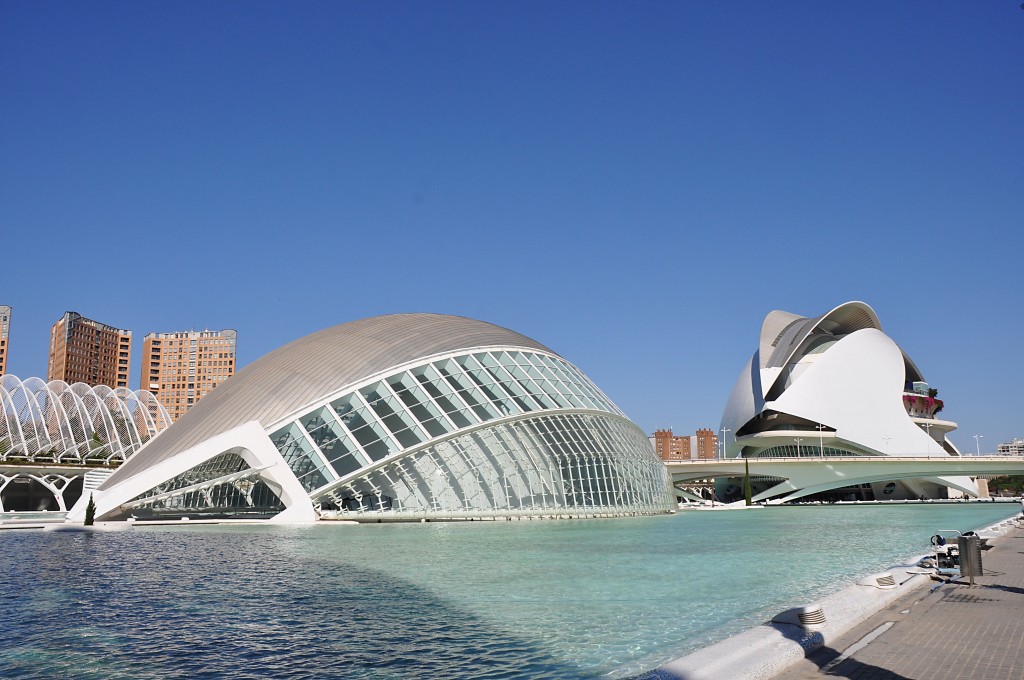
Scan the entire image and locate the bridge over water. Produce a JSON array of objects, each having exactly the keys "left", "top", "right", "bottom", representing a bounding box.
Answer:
[{"left": 666, "top": 456, "right": 1024, "bottom": 504}]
